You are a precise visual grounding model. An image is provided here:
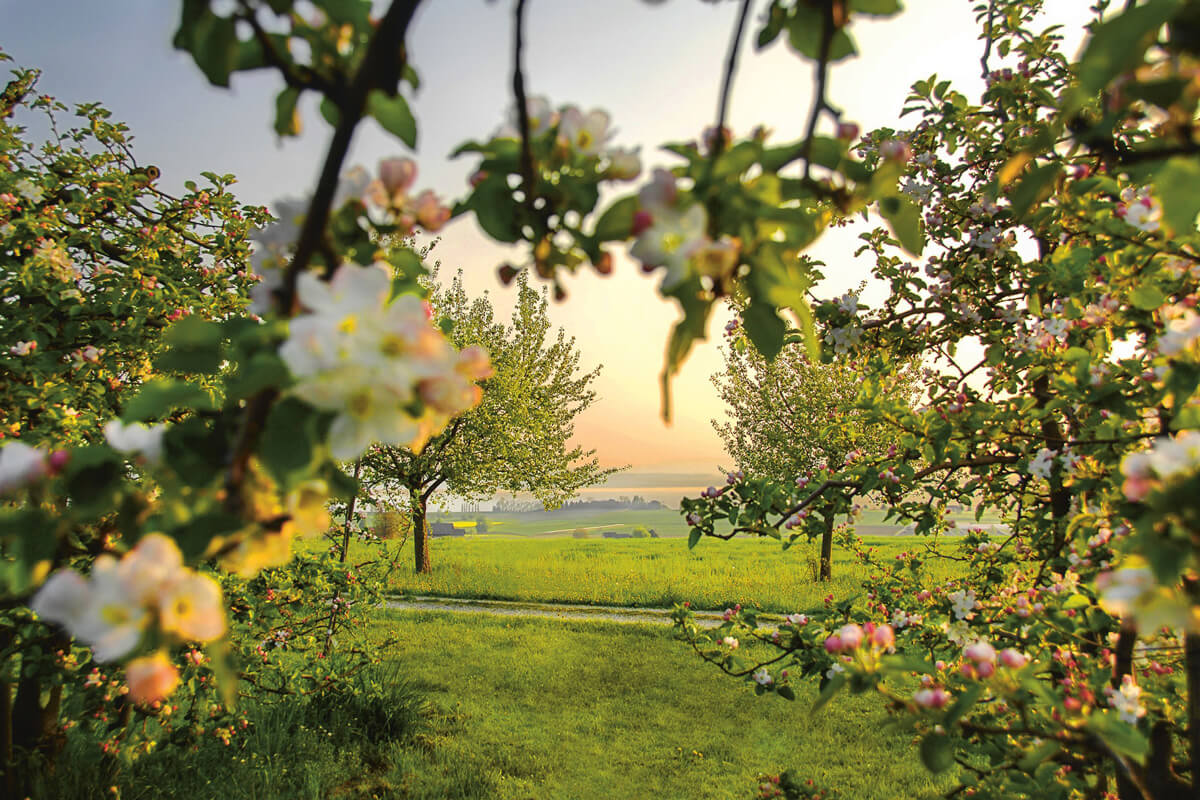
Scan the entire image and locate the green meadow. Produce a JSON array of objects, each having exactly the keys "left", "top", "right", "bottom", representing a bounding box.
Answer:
[
  {"left": 50, "top": 612, "right": 948, "bottom": 800},
  {"left": 112, "top": 522, "right": 964, "bottom": 799},
  {"left": 385, "top": 533, "right": 963, "bottom": 613}
]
